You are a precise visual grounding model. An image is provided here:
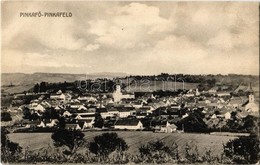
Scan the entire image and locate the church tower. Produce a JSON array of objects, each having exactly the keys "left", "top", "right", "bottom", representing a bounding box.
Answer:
[
  {"left": 248, "top": 82, "right": 254, "bottom": 103},
  {"left": 244, "top": 82, "right": 258, "bottom": 115},
  {"left": 249, "top": 94, "right": 254, "bottom": 103},
  {"left": 113, "top": 84, "right": 123, "bottom": 102},
  {"left": 116, "top": 85, "right": 121, "bottom": 93}
]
